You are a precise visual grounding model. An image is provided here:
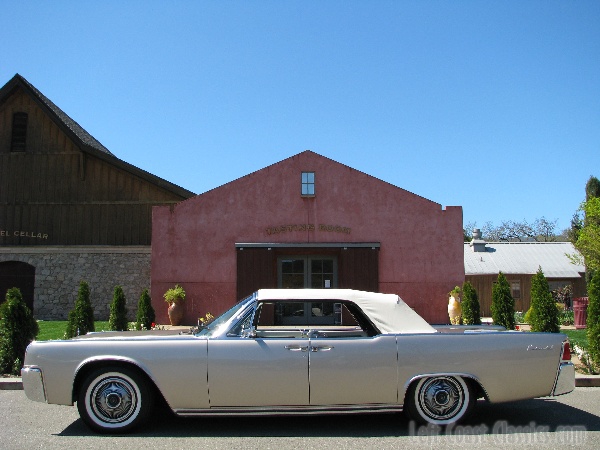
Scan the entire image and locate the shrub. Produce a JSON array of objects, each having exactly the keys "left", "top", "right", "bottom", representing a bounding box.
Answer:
[
  {"left": 514, "top": 311, "right": 525, "bottom": 324},
  {"left": 163, "top": 284, "right": 186, "bottom": 304},
  {"left": 65, "top": 281, "right": 95, "bottom": 339},
  {"left": 560, "top": 308, "right": 574, "bottom": 326},
  {"left": 109, "top": 286, "right": 129, "bottom": 331},
  {"left": 587, "top": 271, "right": 600, "bottom": 368},
  {"left": 0, "top": 288, "right": 39, "bottom": 375},
  {"left": 461, "top": 282, "right": 481, "bottom": 325},
  {"left": 136, "top": 289, "right": 155, "bottom": 330},
  {"left": 552, "top": 284, "right": 573, "bottom": 308},
  {"left": 491, "top": 272, "right": 515, "bottom": 330},
  {"left": 529, "top": 267, "right": 560, "bottom": 333}
]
